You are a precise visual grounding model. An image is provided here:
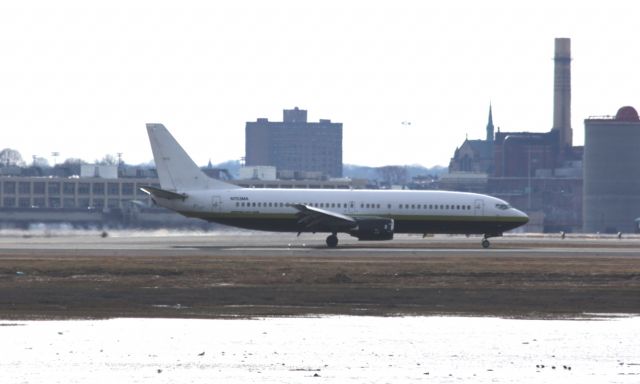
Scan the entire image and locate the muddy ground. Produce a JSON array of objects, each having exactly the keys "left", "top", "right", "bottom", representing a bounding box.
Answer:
[{"left": 0, "top": 237, "right": 639, "bottom": 319}]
